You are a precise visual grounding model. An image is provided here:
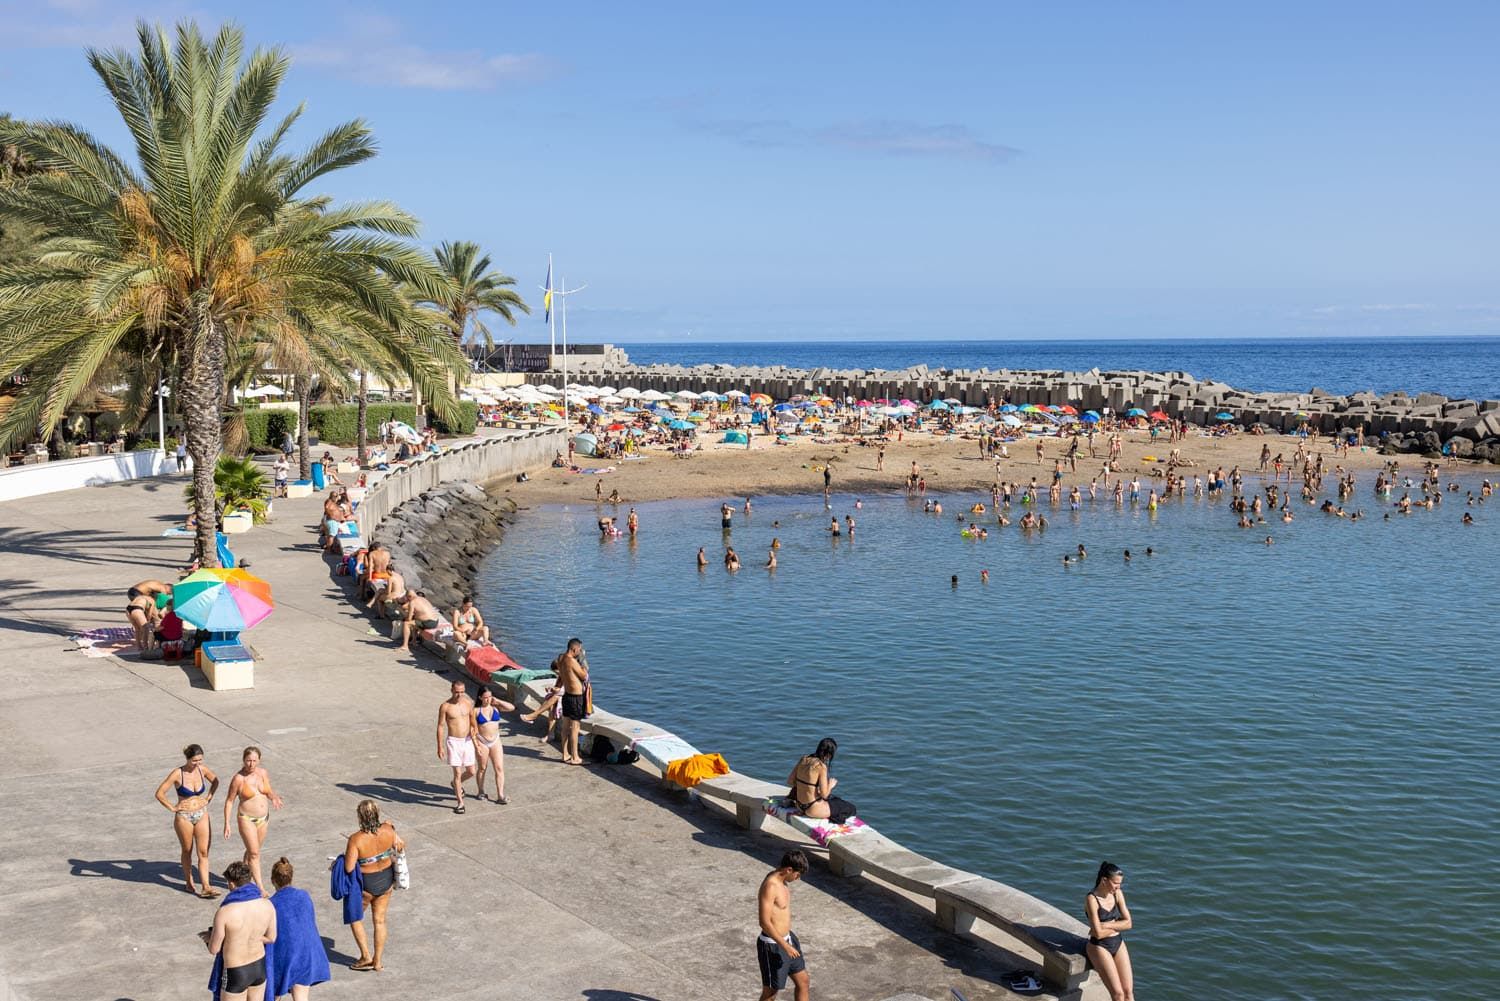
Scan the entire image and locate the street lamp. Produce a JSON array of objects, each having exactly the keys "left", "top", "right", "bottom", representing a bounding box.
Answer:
[{"left": 156, "top": 380, "right": 171, "bottom": 453}]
